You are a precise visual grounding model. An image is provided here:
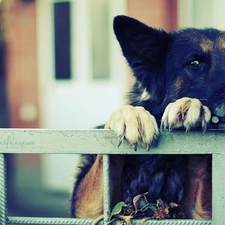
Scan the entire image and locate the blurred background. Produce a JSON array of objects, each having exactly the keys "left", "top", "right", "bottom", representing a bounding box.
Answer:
[{"left": 0, "top": 0, "right": 225, "bottom": 218}]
